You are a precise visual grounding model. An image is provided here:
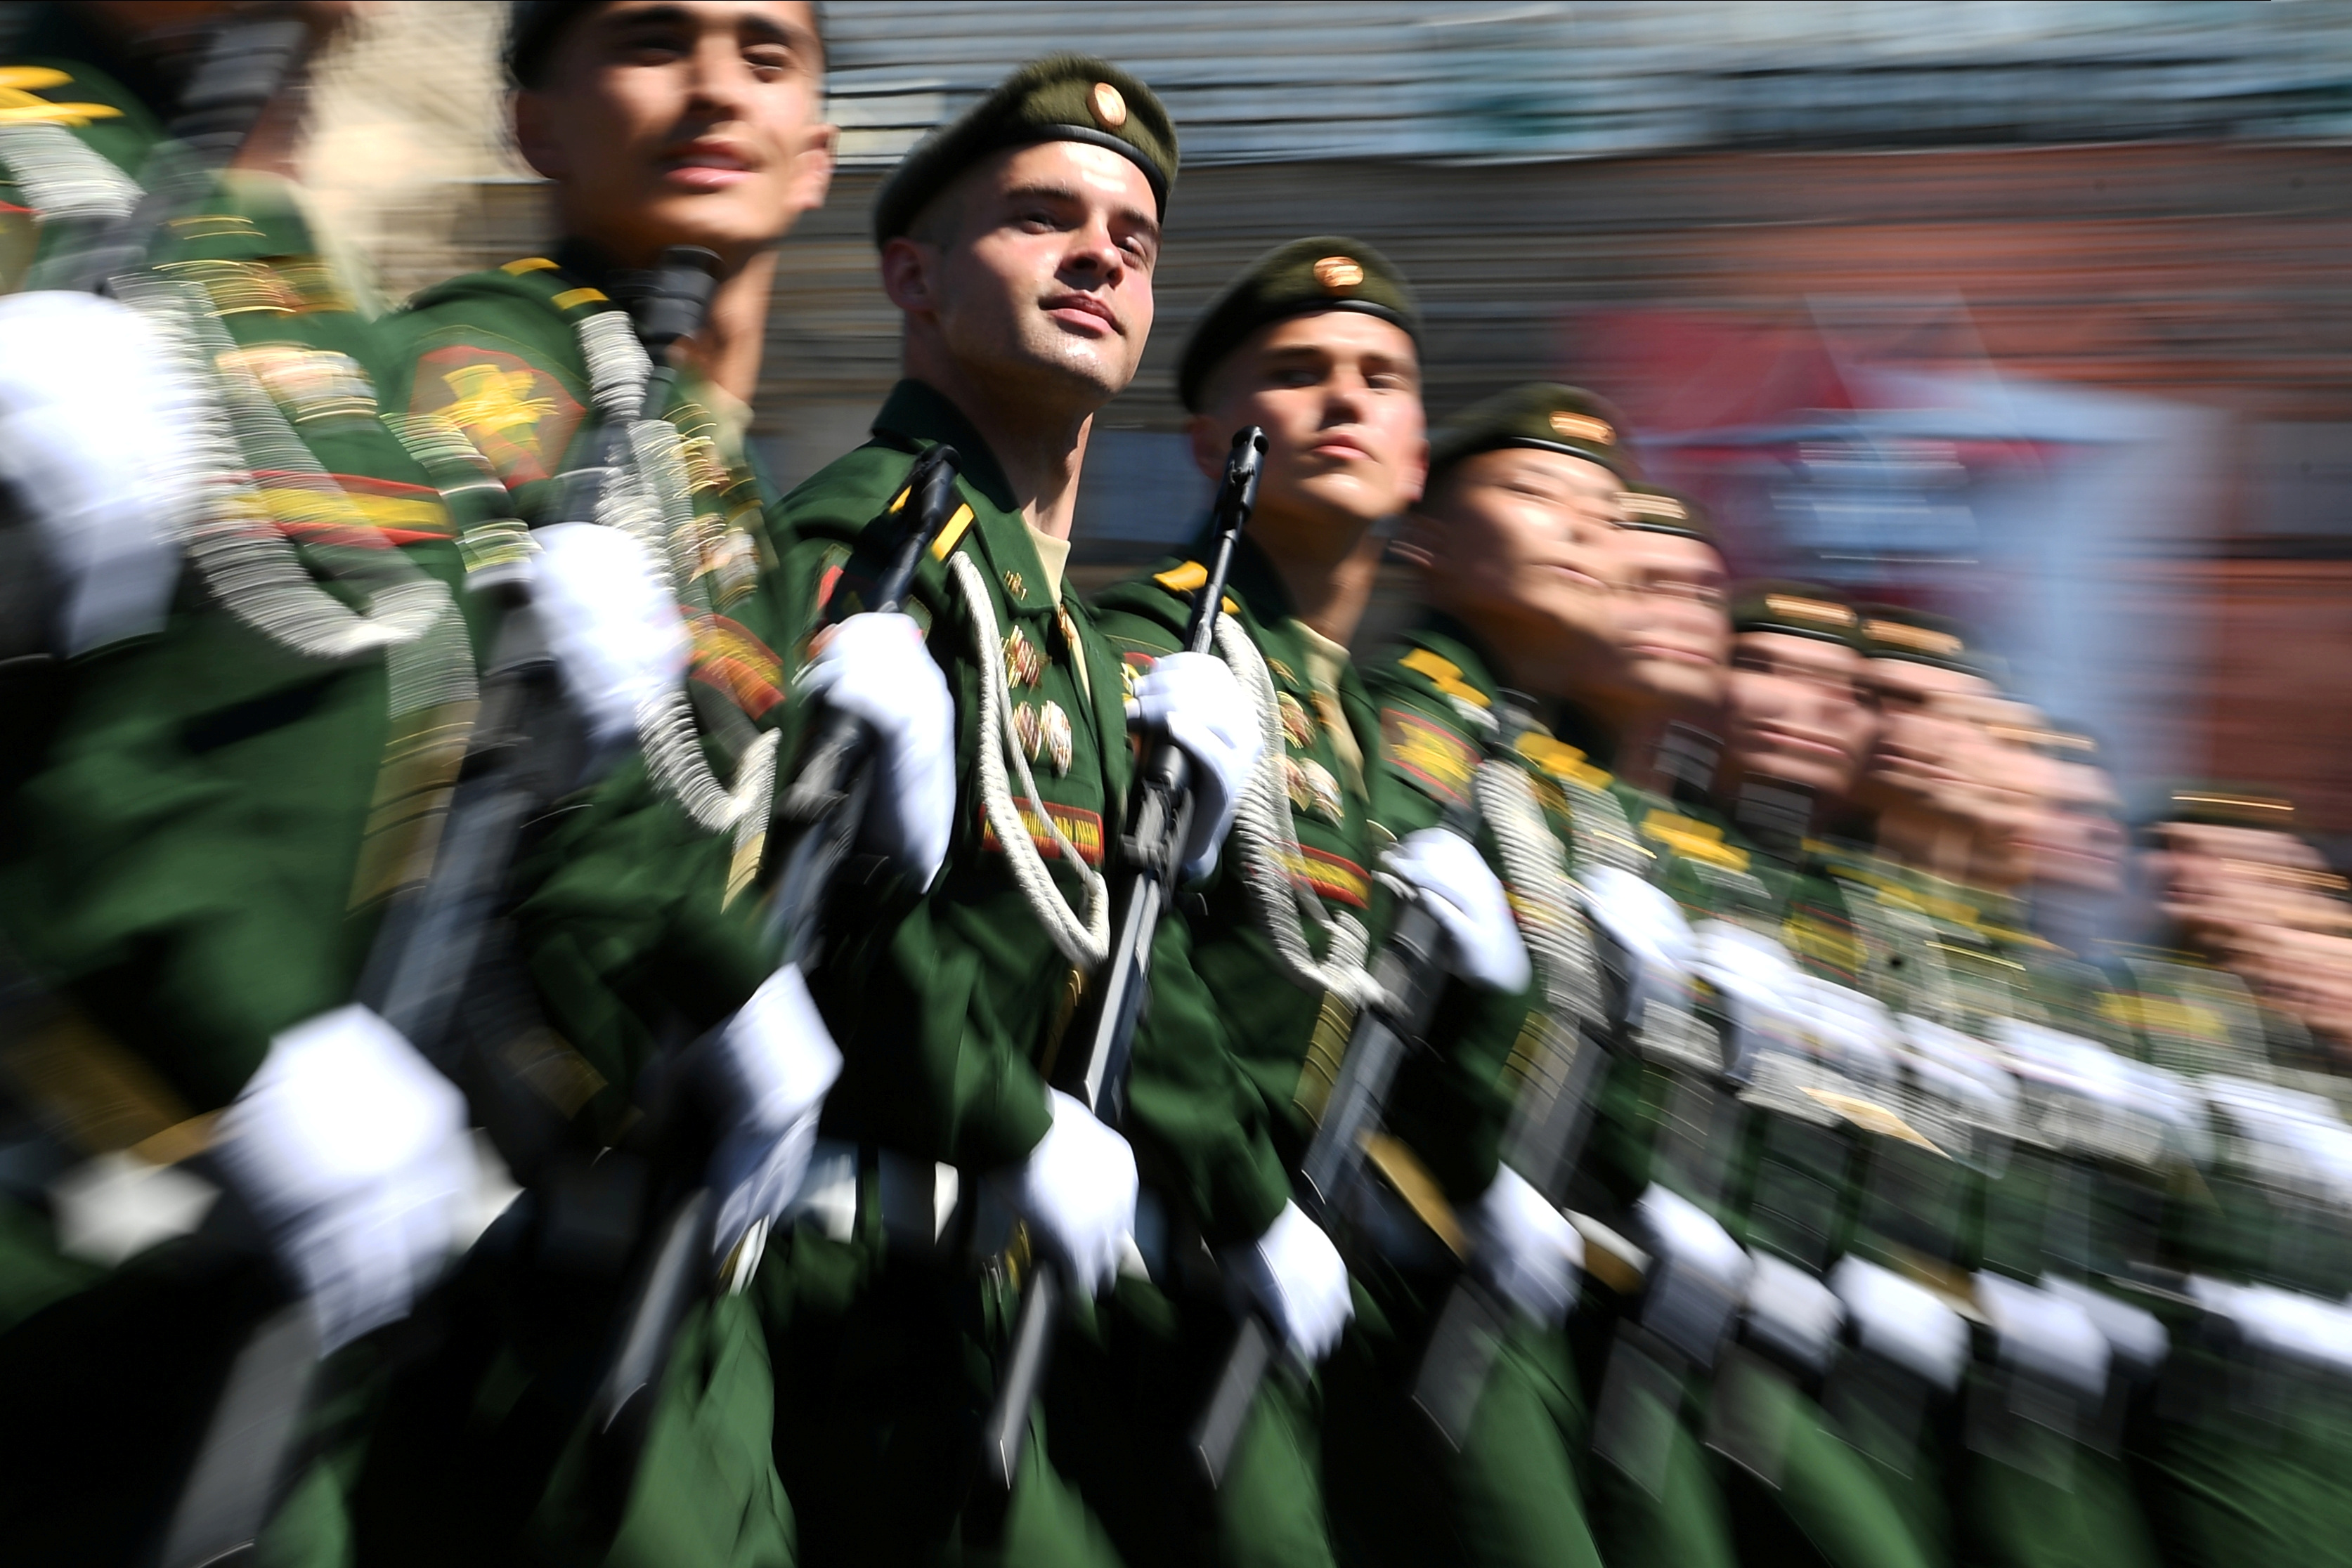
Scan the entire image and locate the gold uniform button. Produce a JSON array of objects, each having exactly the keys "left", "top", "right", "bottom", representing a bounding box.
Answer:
[
  {"left": 1313, "top": 256, "right": 1364, "bottom": 292},
  {"left": 1091, "top": 81, "right": 1128, "bottom": 129}
]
